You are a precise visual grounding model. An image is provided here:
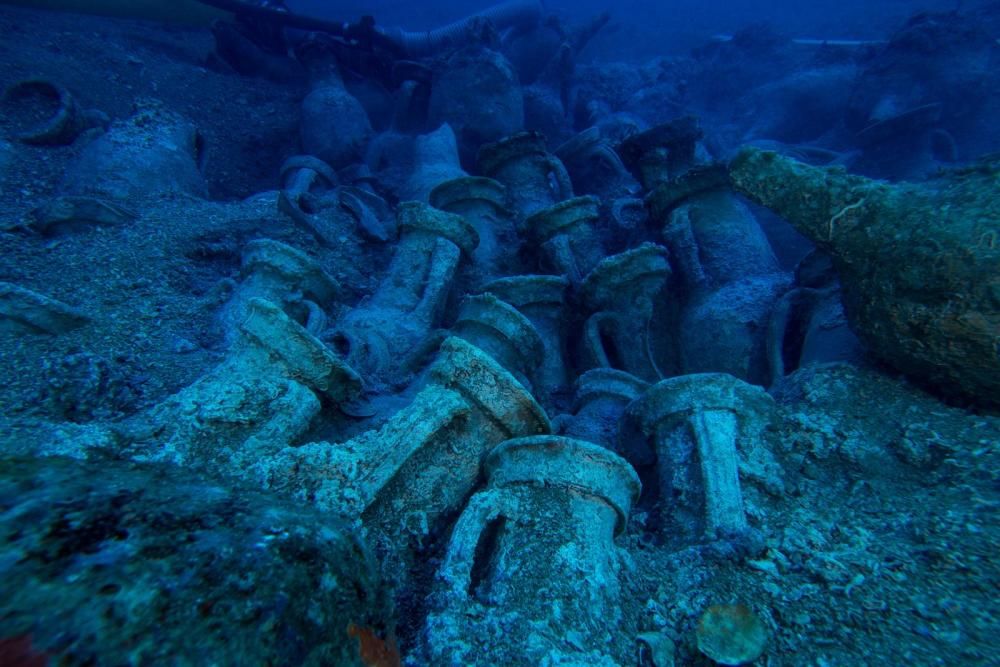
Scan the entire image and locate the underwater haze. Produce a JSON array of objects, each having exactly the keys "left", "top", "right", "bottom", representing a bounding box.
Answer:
[
  {"left": 295, "top": 0, "right": 991, "bottom": 56},
  {"left": 0, "top": 0, "right": 998, "bottom": 665}
]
